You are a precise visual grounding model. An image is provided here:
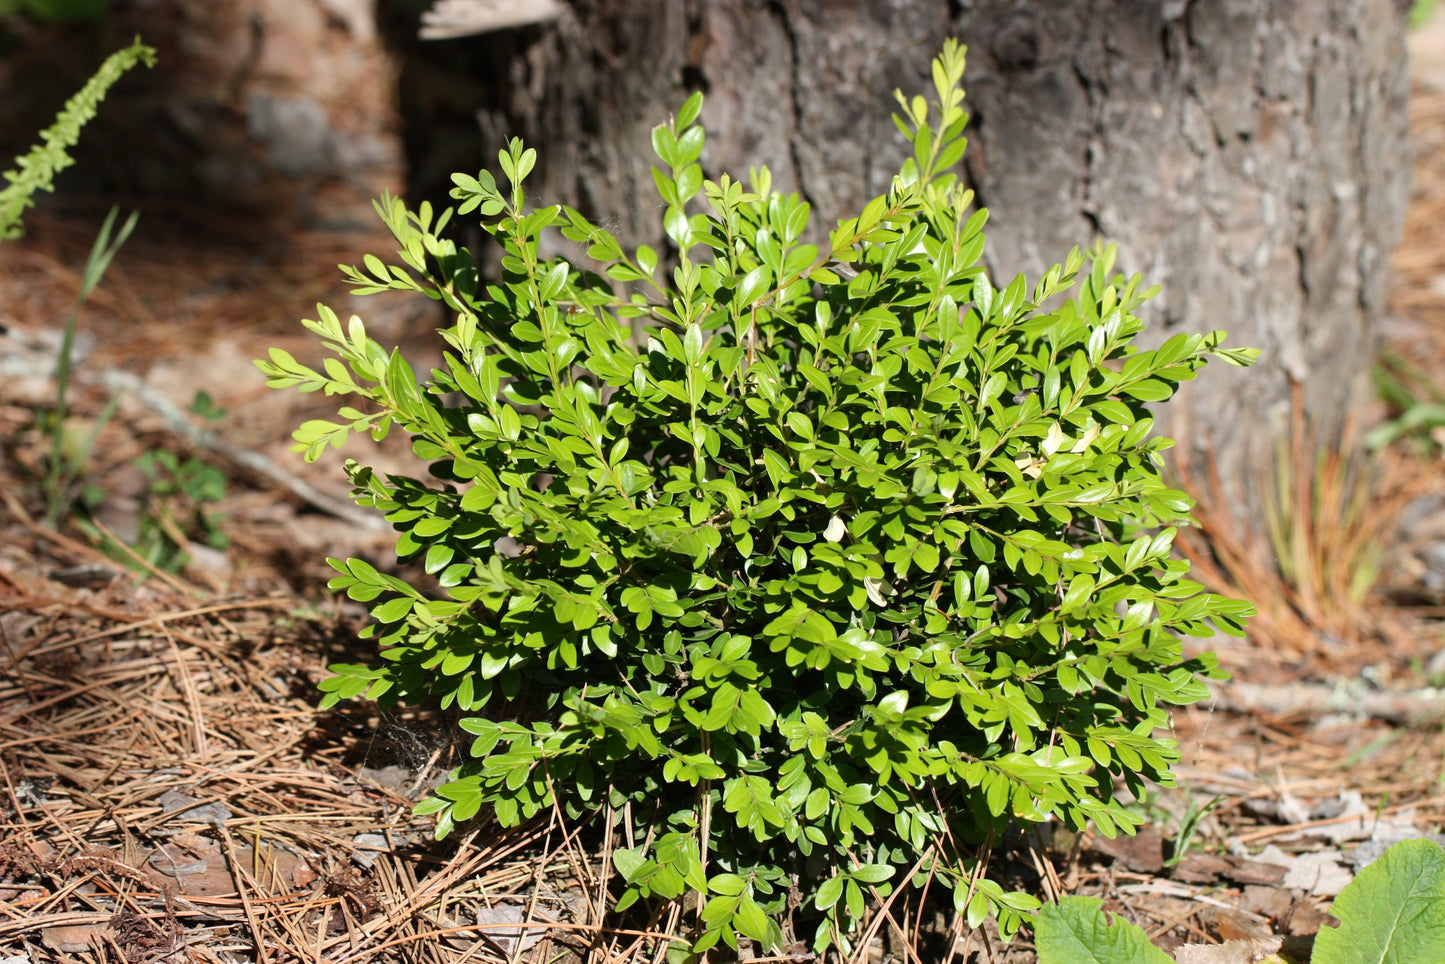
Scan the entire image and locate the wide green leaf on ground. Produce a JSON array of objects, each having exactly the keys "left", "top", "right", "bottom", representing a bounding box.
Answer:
[
  {"left": 1312, "top": 838, "right": 1445, "bottom": 964},
  {"left": 1035, "top": 897, "right": 1173, "bottom": 964}
]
